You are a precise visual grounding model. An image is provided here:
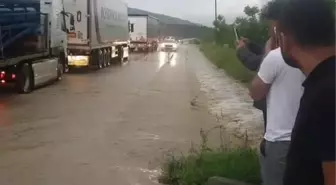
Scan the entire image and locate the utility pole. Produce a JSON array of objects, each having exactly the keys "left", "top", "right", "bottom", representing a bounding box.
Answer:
[{"left": 215, "top": 0, "right": 218, "bottom": 21}]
